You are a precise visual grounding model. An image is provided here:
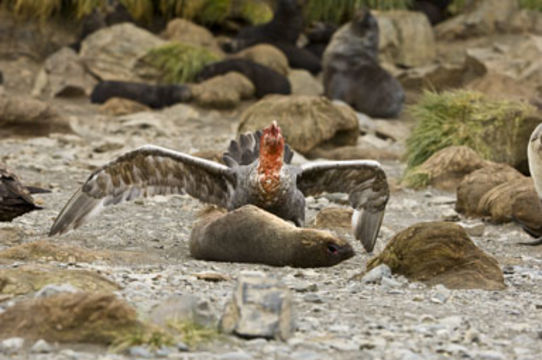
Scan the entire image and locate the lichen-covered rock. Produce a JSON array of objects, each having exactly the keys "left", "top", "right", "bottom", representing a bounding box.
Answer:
[
  {"left": 80, "top": 23, "right": 165, "bottom": 82},
  {"left": 219, "top": 272, "right": 293, "bottom": 341},
  {"left": 0, "top": 95, "right": 73, "bottom": 137},
  {"left": 189, "top": 205, "right": 354, "bottom": 268},
  {"left": 161, "top": 18, "right": 223, "bottom": 56},
  {"left": 456, "top": 163, "right": 523, "bottom": 217},
  {"left": 233, "top": 44, "right": 289, "bottom": 76},
  {"left": 190, "top": 71, "right": 254, "bottom": 108},
  {"left": 366, "top": 222, "right": 505, "bottom": 290},
  {"left": 0, "top": 292, "right": 144, "bottom": 344},
  {"left": 99, "top": 97, "right": 150, "bottom": 116},
  {"left": 0, "top": 264, "right": 120, "bottom": 296},
  {"left": 238, "top": 95, "right": 359, "bottom": 154},
  {"left": 403, "top": 146, "right": 488, "bottom": 190},
  {"left": 32, "top": 47, "right": 97, "bottom": 98},
  {"left": 376, "top": 10, "right": 436, "bottom": 67}
]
